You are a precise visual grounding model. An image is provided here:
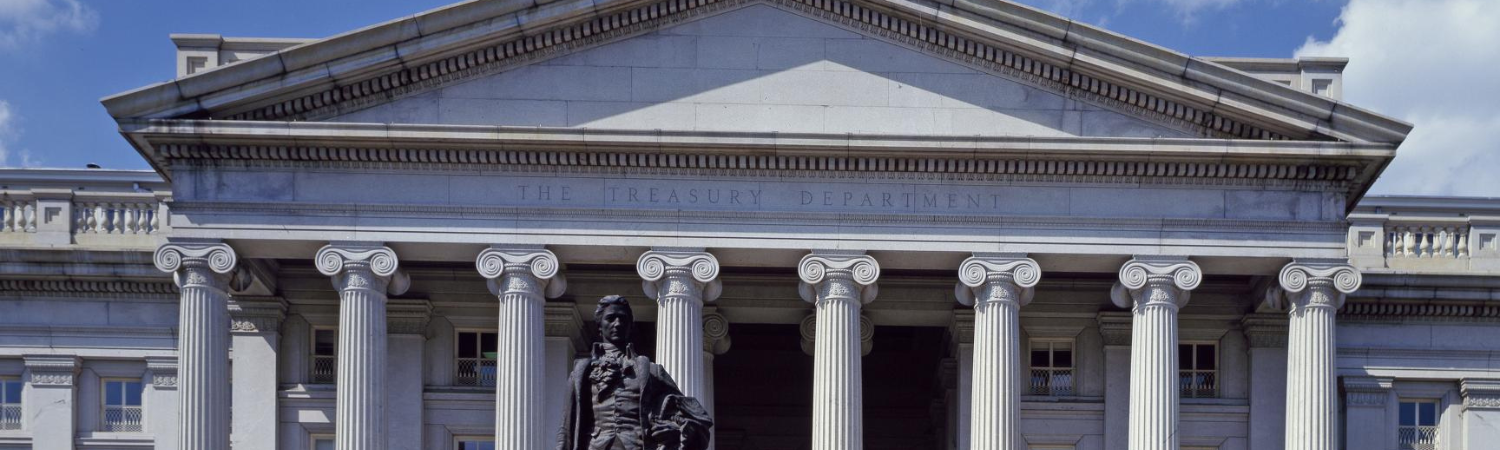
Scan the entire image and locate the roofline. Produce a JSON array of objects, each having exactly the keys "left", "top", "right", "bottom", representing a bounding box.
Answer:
[
  {"left": 0, "top": 168, "right": 166, "bottom": 188},
  {"left": 100, "top": 0, "right": 1414, "bottom": 145},
  {"left": 1356, "top": 195, "right": 1500, "bottom": 214}
]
